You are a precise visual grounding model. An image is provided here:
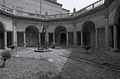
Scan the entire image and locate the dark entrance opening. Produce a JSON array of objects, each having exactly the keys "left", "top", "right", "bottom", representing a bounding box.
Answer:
[
  {"left": 77, "top": 32, "right": 81, "bottom": 45},
  {"left": 17, "top": 32, "right": 24, "bottom": 47},
  {"left": 0, "top": 33, "right": 4, "bottom": 49},
  {"left": 49, "top": 33, "right": 53, "bottom": 45},
  {"left": 55, "top": 26, "right": 66, "bottom": 45},
  {"left": 41, "top": 33, "right": 45, "bottom": 45},
  {"left": 0, "top": 23, "right": 4, "bottom": 49},
  {"left": 83, "top": 32, "right": 91, "bottom": 46},
  {"left": 82, "top": 21, "right": 96, "bottom": 48},
  {"left": 26, "top": 26, "right": 39, "bottom": 47},
  {"left": 60, "top": 33, "right": 66, "bottom": 45},
  {"left": 7, "top": 32, "right": 13, "bottom": 47},
  {"left": 117, "top": 16, "right": 120, "bottom": 48}
]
